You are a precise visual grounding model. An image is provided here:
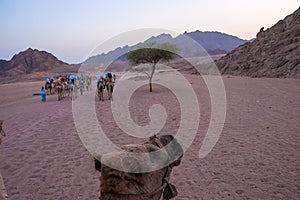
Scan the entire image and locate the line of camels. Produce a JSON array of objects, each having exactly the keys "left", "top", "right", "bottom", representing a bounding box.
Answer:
[{"left": 44, "top": 74, "right": 115, "bottom": 101}]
